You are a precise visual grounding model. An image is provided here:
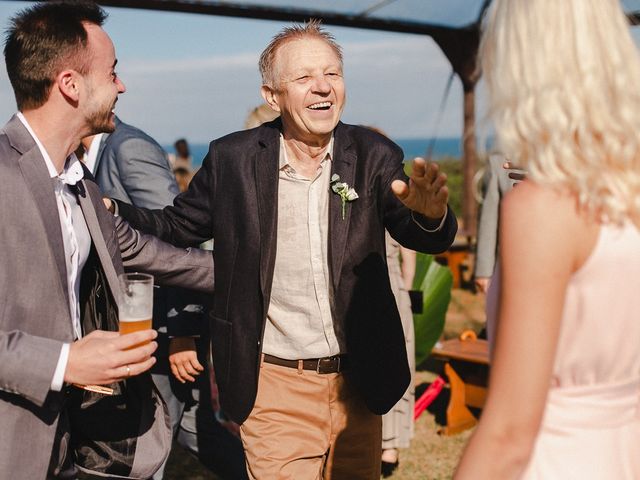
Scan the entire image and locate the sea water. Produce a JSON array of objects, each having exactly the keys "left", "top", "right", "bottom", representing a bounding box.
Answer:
[{"left": 165, "top": 137, "right": 464, "bottom": 169}]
